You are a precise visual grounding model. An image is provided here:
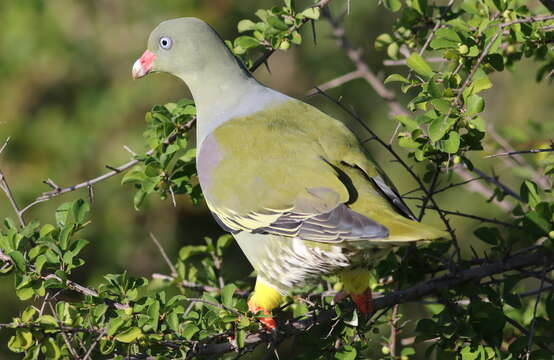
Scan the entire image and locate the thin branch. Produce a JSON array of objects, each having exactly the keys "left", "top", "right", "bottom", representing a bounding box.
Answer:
[
  {"left": 417, "top": 167, "right": 439, "bottom": 221},
  {"left": 504, "top": 315, "right": 554, "bottom": 356},
  {"left": 486, "top": 146, "right": 554, "bottom": 158},
  {"left": 83, "top": 328, "right": 107, "bottom": 360},
  {"left": 0, "top": 170, "right": 26, "bottom": 227},
  {"left": 306, "top": 70, "right": 362, "bottom": 96},
  {"left": 149, "top": 232, "right": 178, "bottom": 277},
  {"left": 48, "top": 302, "right": 80, "bottom": 360},
  {"left": 423, "top": 206, "right": 523, "bottom": 229},
  {"left": 470, "top": 166, "right": 522, "bottom": 202}
]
